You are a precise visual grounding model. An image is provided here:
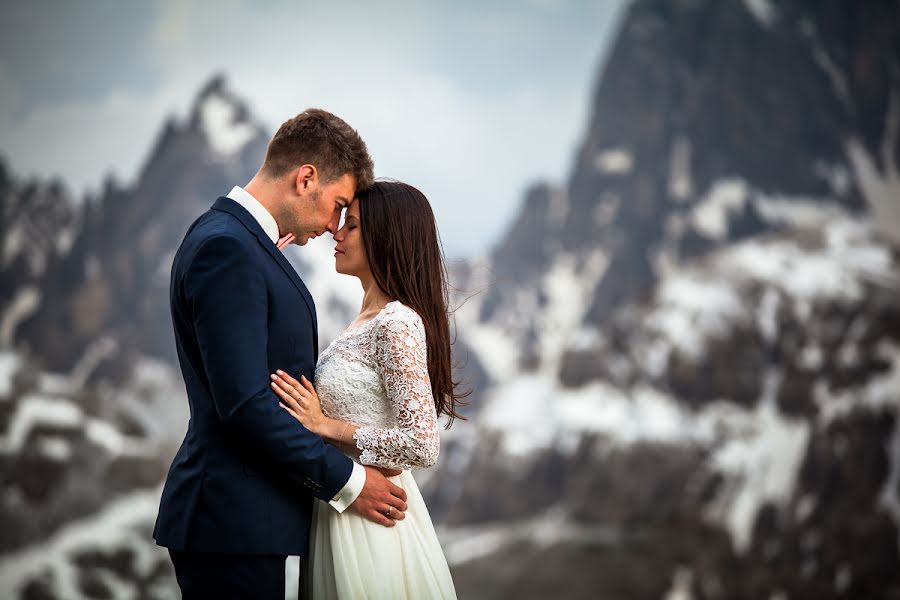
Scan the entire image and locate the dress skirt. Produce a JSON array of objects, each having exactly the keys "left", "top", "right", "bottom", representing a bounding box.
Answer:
[{"left": 301, "top": 470, "right": 457, "bottom": 599}]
